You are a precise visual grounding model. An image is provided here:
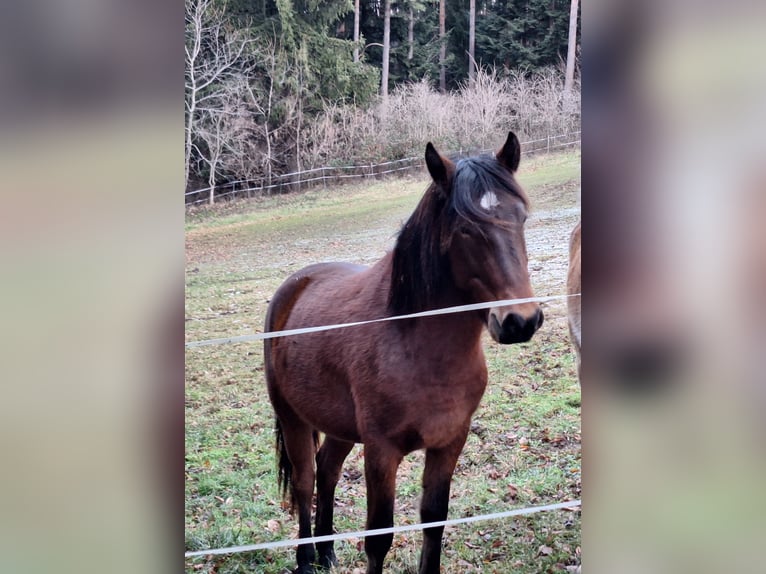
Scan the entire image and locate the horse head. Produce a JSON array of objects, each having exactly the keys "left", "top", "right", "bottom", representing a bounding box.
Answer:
[{"left": 425, "top": 132, "right": 544, "bottom": 344}]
